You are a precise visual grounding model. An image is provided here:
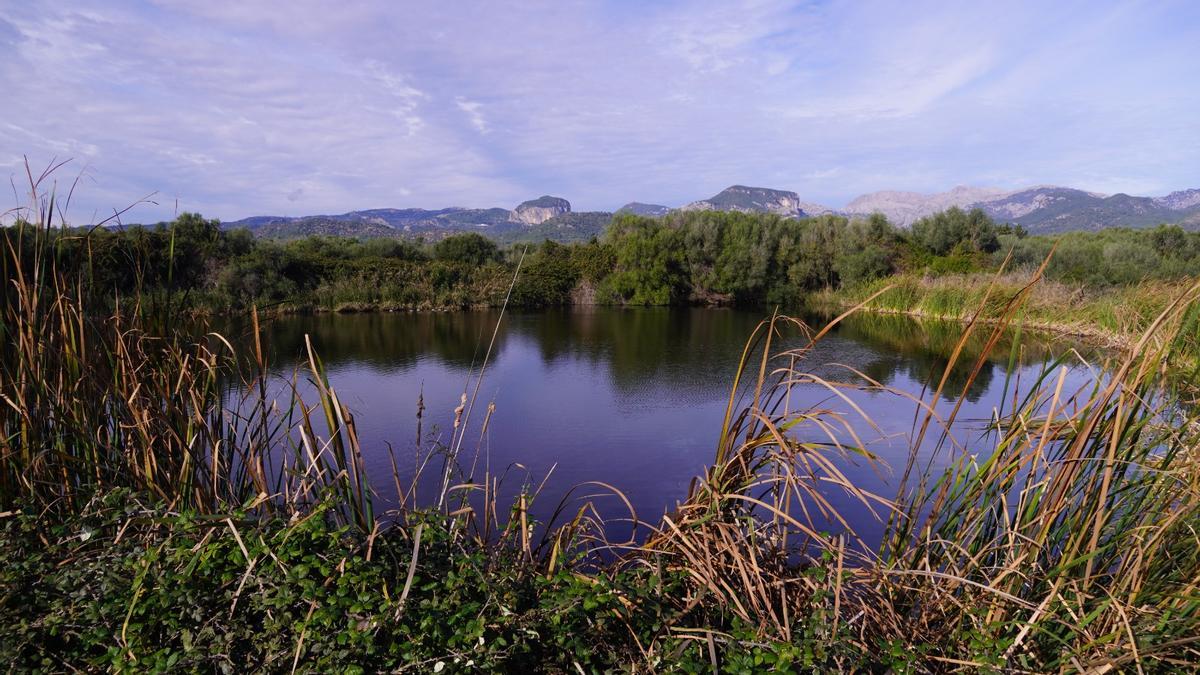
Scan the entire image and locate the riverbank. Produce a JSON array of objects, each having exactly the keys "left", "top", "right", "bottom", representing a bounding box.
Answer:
[{"left": 810, "top": 272, "right": 1200, "bottom": 355}]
